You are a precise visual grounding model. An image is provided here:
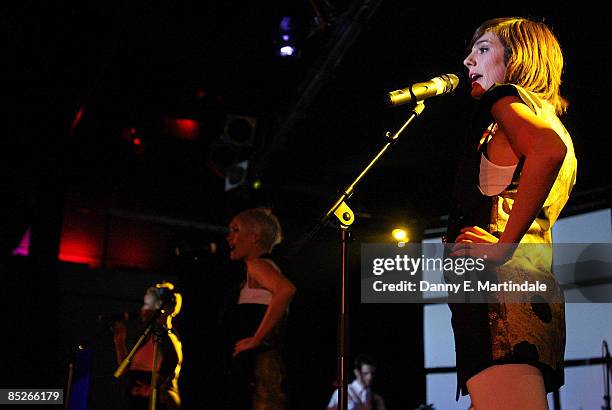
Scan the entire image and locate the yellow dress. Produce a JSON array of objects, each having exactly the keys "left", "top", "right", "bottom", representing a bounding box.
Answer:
[{"left": 445, "top": 83, "right": 577, "bottom": 398}]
